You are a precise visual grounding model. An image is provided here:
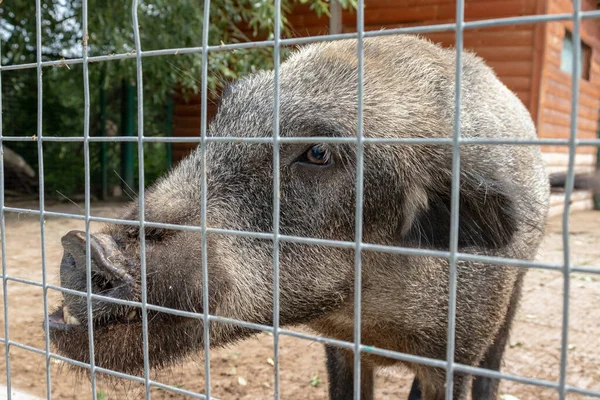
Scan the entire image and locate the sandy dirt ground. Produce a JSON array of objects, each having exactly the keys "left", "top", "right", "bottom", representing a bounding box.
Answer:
[{"left": 0, "top": 201, "right": 598, "bottom": 400}]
